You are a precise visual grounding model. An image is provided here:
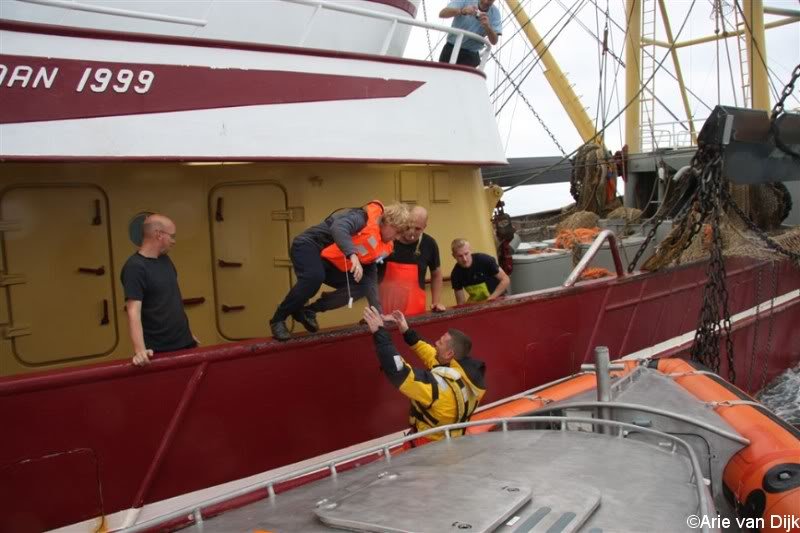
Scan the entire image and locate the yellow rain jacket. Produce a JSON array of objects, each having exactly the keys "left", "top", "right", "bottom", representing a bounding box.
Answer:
[{"left": 372, "top": 327, "right": 486, "bottom": 441}]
